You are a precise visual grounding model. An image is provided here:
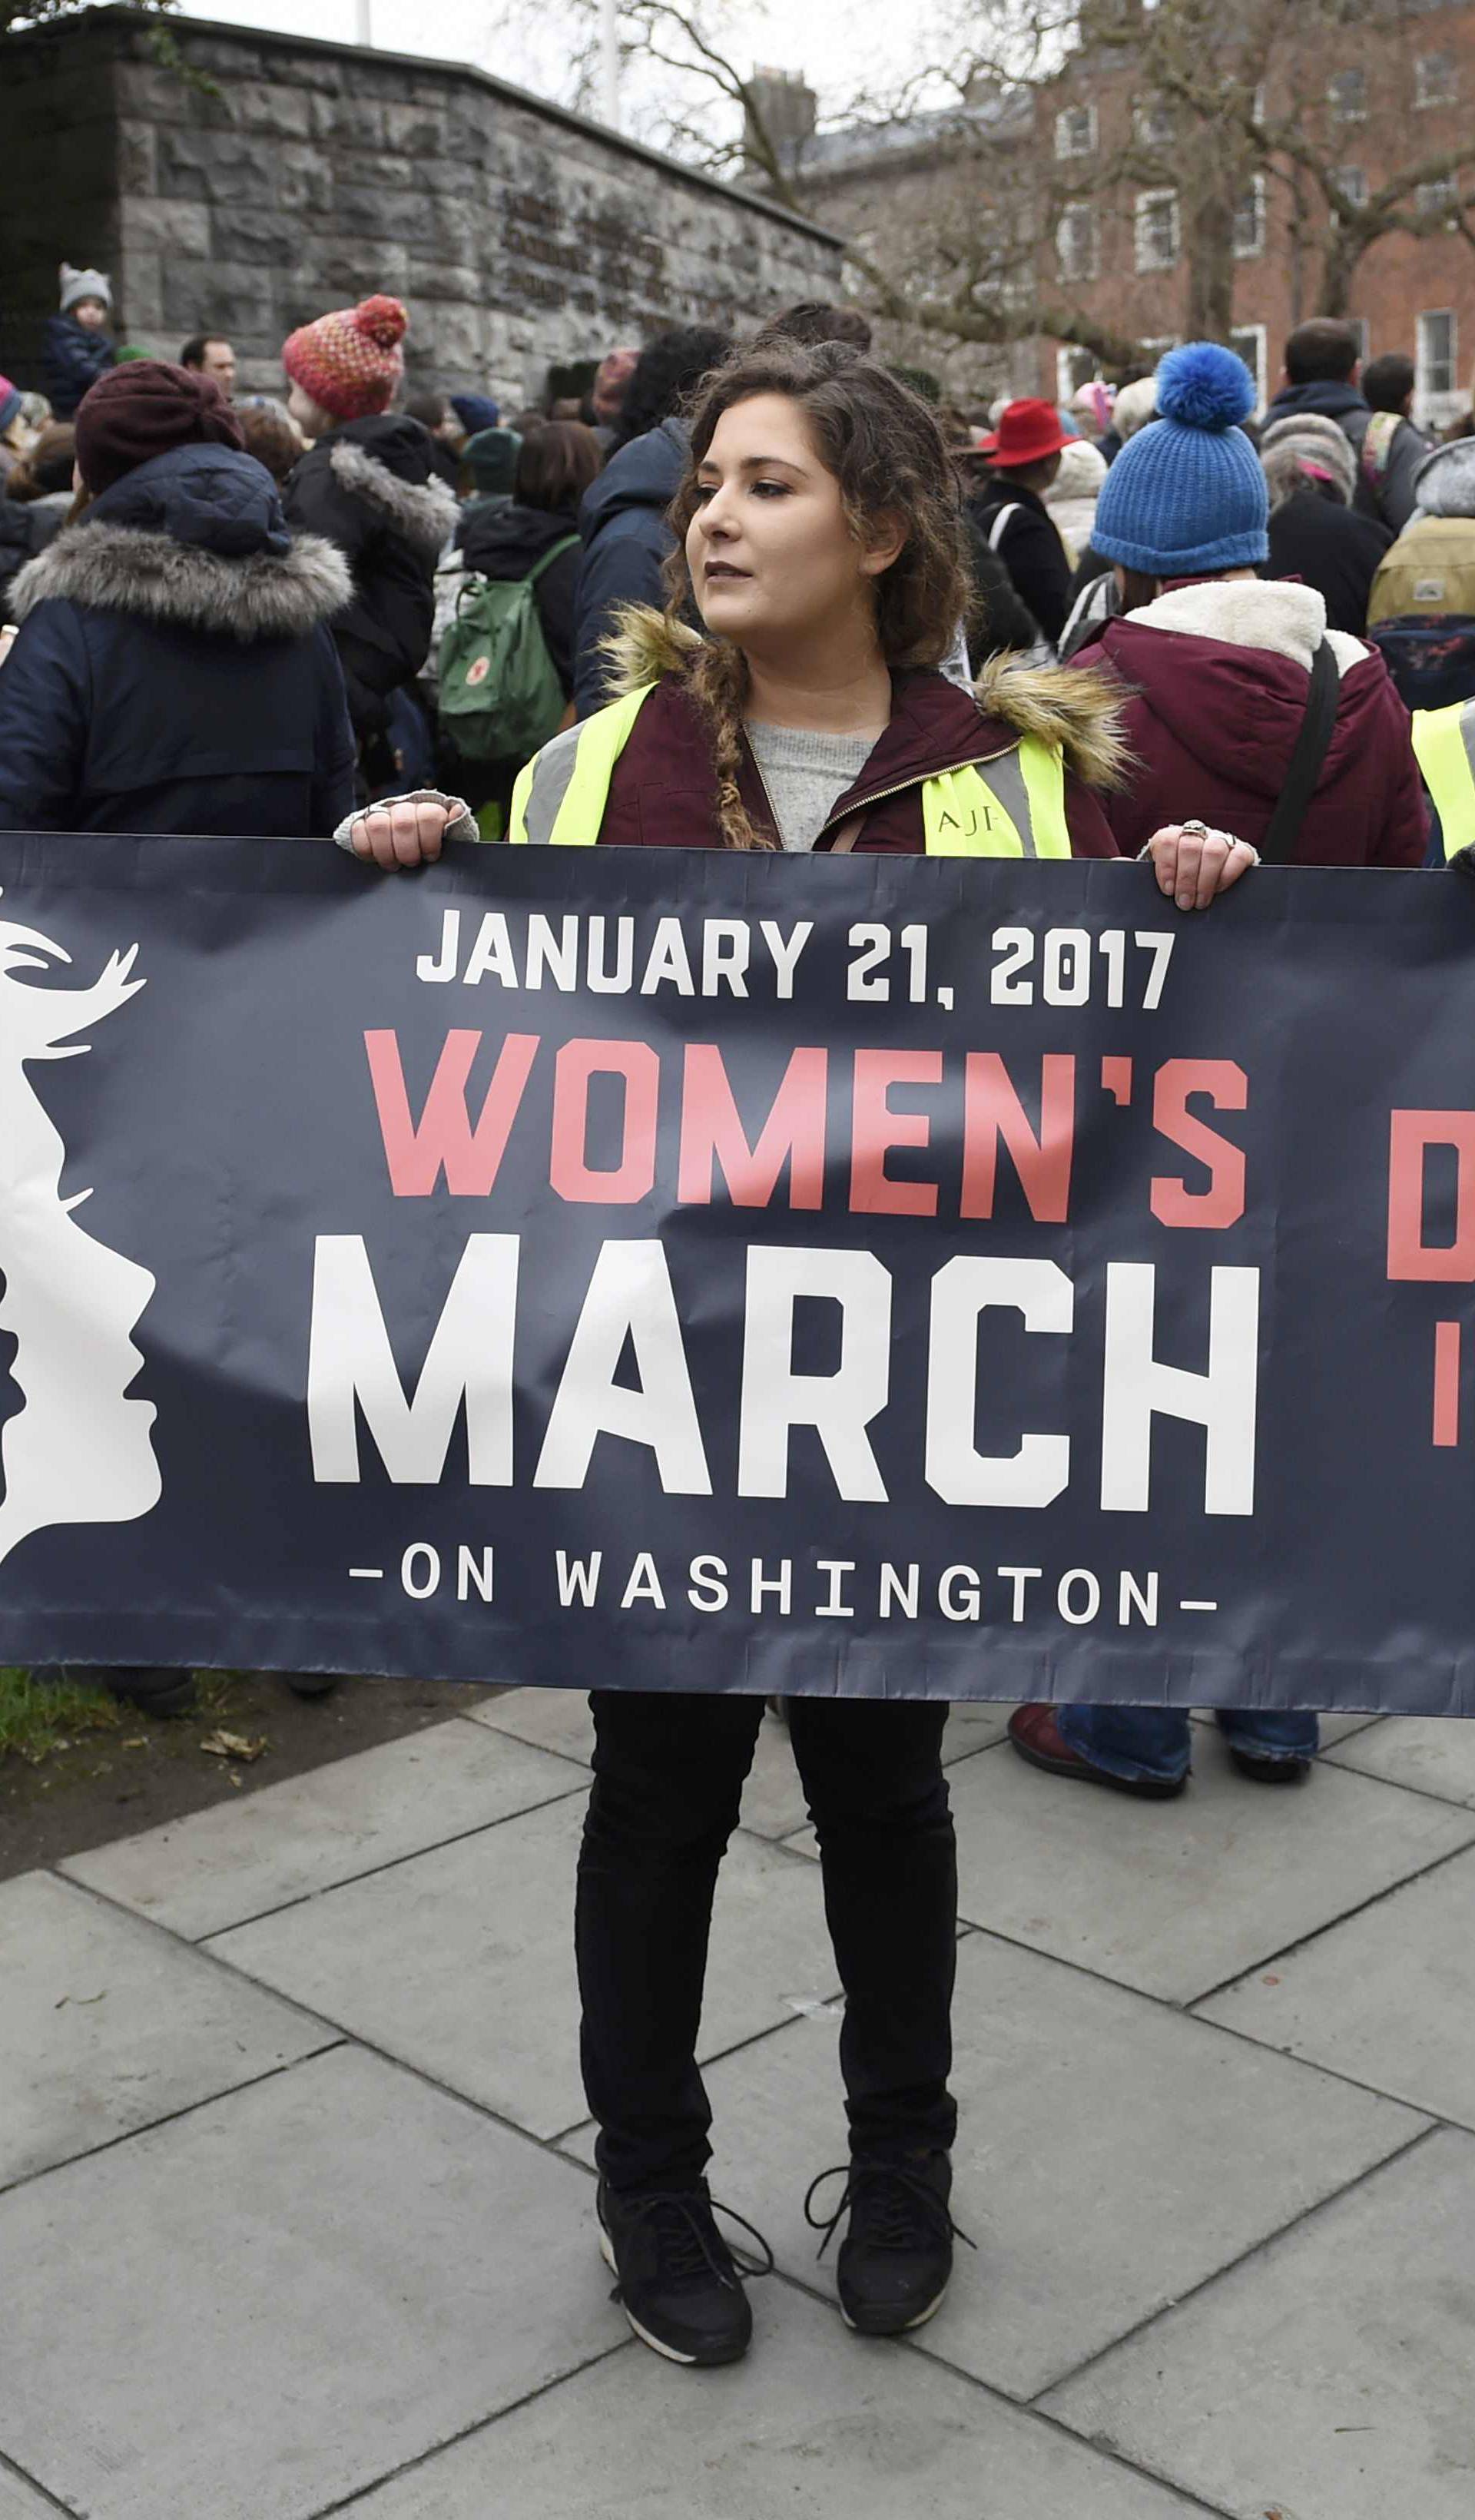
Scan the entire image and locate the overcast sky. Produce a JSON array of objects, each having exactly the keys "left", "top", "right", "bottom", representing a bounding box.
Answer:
[{"left": 174, "top": 0, "right": 920, "bottom": 149}]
